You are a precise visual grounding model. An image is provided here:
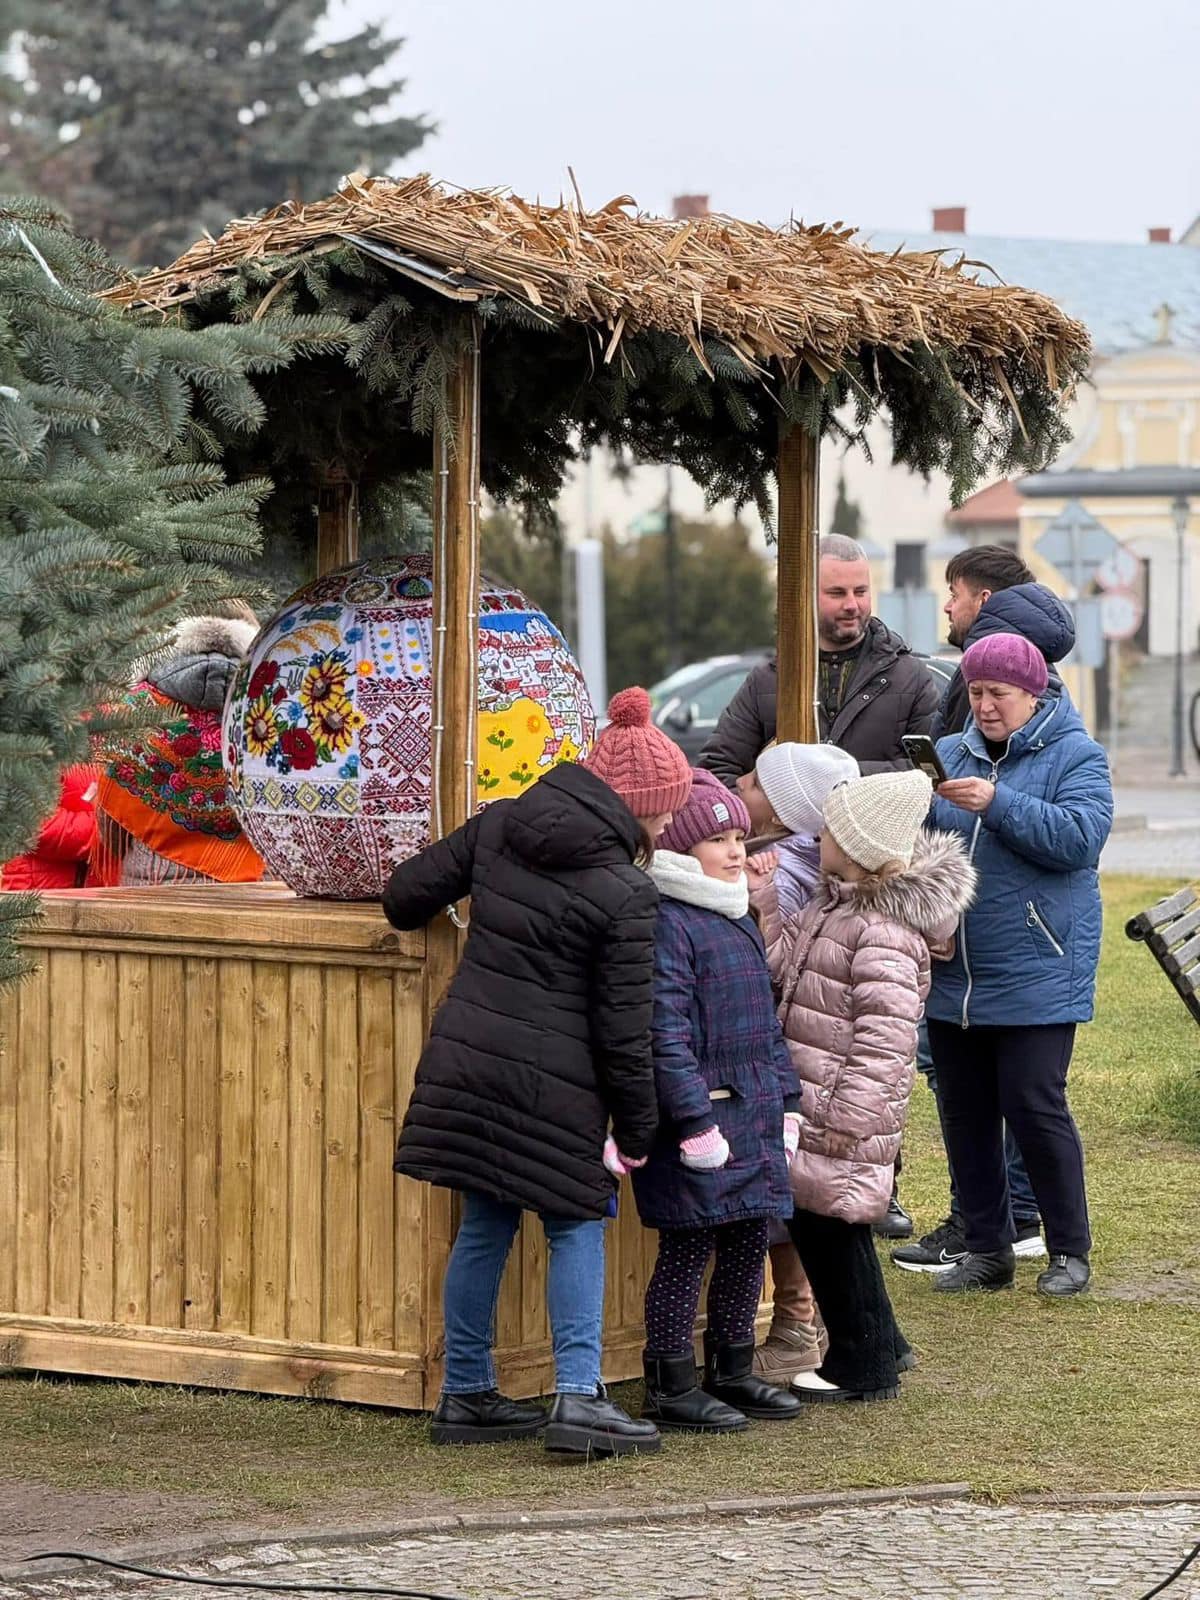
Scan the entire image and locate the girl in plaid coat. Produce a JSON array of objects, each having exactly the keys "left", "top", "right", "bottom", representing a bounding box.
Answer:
[{"left": 631, "top": 772, "right": 803, "bottom": 1433}]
